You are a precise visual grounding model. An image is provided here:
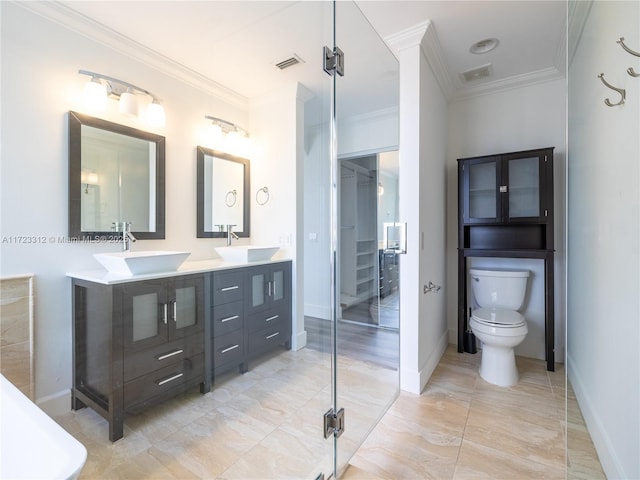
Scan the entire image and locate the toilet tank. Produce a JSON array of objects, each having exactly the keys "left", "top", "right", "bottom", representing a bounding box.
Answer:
[{"left": 469, "top": 268, "right": 529, "bottom": 310}]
